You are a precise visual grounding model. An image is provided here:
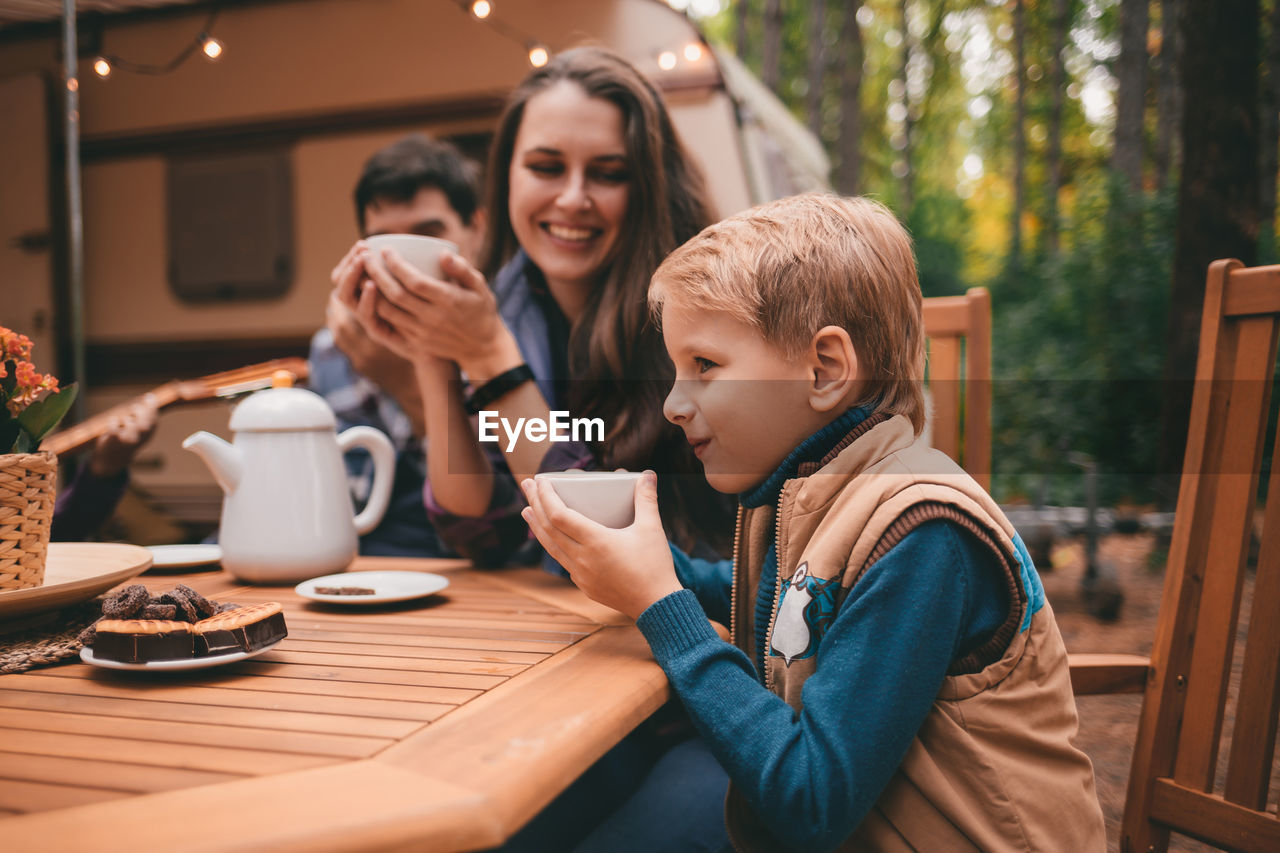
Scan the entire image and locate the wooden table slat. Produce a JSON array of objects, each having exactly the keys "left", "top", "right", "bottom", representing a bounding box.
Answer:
[
  {"left": 0, "top": 750, "right": 242, "bottom": 793},
  {"left": 241, "top": 649, "right": 531, "bottom": 677},
  {"left": 0, "top": 708, "right": 392, "bottom": 759},
  {"left": 0, "top": 690, "right": 425, "bottom": 738},
  {"left": 0, "top": 728, "right": 341, "bottom": 776},
  {"left": 0, "top": 778, "right": 130, "bottom": 813},
  {"left": 280, "top": 636, "right": 551, "bottom": 664},
  {"left": 227, "top": 659, "right": 509, "bottom": 690},
  {"left": 39, "top": 656, "right": 512, "bottom": 691},
  {"left": 281, "top": 615, "right": 588, "bottom": 644},
  {"left": 0, "top": 674, "right": 454, "bottom": 721},
  {"left": 283, "top": 627, "right": 566, "bottom": 654},
  {"left": 284, "top": 610, "right": 598, "bottom": 635}
]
